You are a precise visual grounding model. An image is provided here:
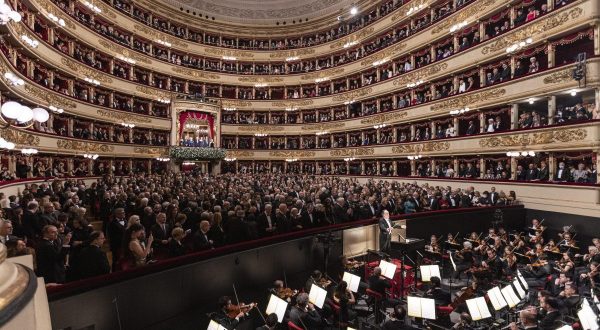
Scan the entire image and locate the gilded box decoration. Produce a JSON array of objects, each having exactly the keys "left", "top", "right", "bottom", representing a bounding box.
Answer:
[
  {"left": 331, "top": 87, "right": 373, "bottom": 102},
  {"left": 360, "top": 43, "right": 407, "bottom": 67},
  {"left": 221, "top": 100, "right": 253, "bottom": 108},
  {"left": 238, "top": 125, "right": 285, "bottom": 132},
  {"left": 238, "top": 77, "right": 284, "bottom": 83},
  {"left": 430, "top": 0, "right": 496, "bottom": 34},
  {"left": 57, "top": 140, "right": 114, "bottom": 152},
  {"left": 135, "top": 86, "right": 172, "bottom": 99},
  {"left": 24, "top": 85, "right": 77, "bottom": 109},
  {"left": 133, "top": 147, "right": 167, "bottom": 155},
  {"left": 172, "top": 67, "right": 220, "bottom": 80},
  {"left": 300, "top": 68, "right": 345, "bottom": 81},
  {"left": 60, "top": 58, "right": 113, "bottom": 84},
  {"left": 98, "top": 39, "right": 152, "bottom": 64},
  {"left": 360, "top": 112, "right": 407, "bottom": 125},
  {"left": 226, "top": 150, "right": 255, "bottom": 158},
  {"left": 204, "top": 48, "right": 254, "bottom": 59},
  {"left": 543, "top": 68, "right": 576, "bottom": 84},
  {"left": 271, "top": 100, "right": 314, "bottom": 108},
  {"left": 393, "top": 63, "right": 448, "bottom": 87},
  {"left": 301, "top": 122, "right": 346, "bottom": 131},
  {"left": 269, "top": 49, "right": 316, "bottom": 59},
  {"left": 391, "top": 142, "right": 450, "bottom": 154},
  {"left": 430, "top": 89, "right": 506, "bottom": 112},
  {"left": 0, "top": 129, "right": 40, "bottom": 146},
  {"left": 134, "top": 24, "right": 188, "bottom": 48},
  {"left": 478, "top": 129, "right": 587, "bottom": 147},
  {"left": 97, "top": 110, "right": 152, "bottom": 124},
  {"left": 269, "top": 151, "right": 316, "bottom": 158},
  {"left": 330, "top": 148, "right": 375, "bottom": 157}
]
